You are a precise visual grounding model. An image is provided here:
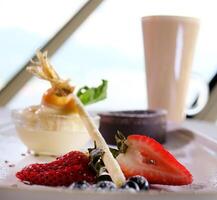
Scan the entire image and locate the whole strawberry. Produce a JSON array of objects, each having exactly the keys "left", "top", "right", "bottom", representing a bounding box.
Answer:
[{"left": 16, "top": 151, "right": 96, "bottom": 186}]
